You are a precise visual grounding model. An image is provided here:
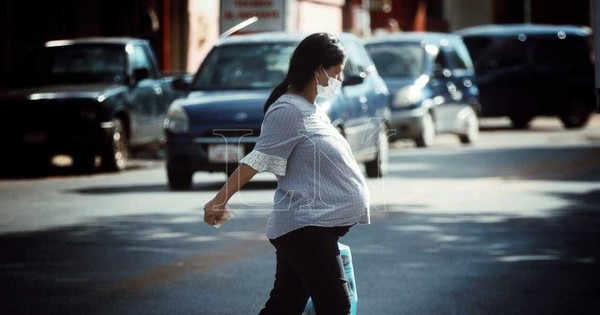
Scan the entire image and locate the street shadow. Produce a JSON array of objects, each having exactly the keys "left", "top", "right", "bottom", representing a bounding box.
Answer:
[
  {"left": 389, "top": 145, "right": 600, "bottom": 182},
  {"left": 344, "top": 190, "right": 600, "bottom": 314},
  {"left": 478, "top": 123, "right": 566, "bottom": 132},
  {"left": 0, "top": 148, "right": 164, "bottom": 180},
  {"left": 548, "top": 189, "right": 600, "bottom": 209},
  {"left": 477, "top": 116, "right": 591, "bottom": 132},
  {"left": 0, "top": 189, "right": 599, "bottom": 314},
  {"left": 67, "top": 180, "right": 278, "bottom": 195},
  {"left": 0, "top": 212, "right": 271, "bottom": 315}
]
